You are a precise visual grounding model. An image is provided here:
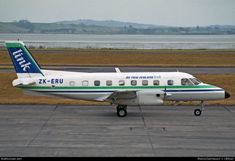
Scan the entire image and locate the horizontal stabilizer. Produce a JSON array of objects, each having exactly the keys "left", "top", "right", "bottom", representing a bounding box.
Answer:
[{"left": 12, "top": 78, "right": 36, "bottom": 86}]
